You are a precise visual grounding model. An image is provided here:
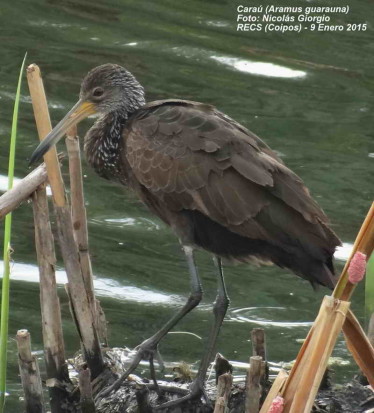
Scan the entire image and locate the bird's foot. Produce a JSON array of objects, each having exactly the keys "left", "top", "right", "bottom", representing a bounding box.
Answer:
[
  {"left": 96, "top": 337, "right": 163, "bottom": 400},
  {"left": 153, "top": 378, "right": 212, "bottom": 411},
  {"left": 134, "top": 338, "right": 165, "bottom": 372}
]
